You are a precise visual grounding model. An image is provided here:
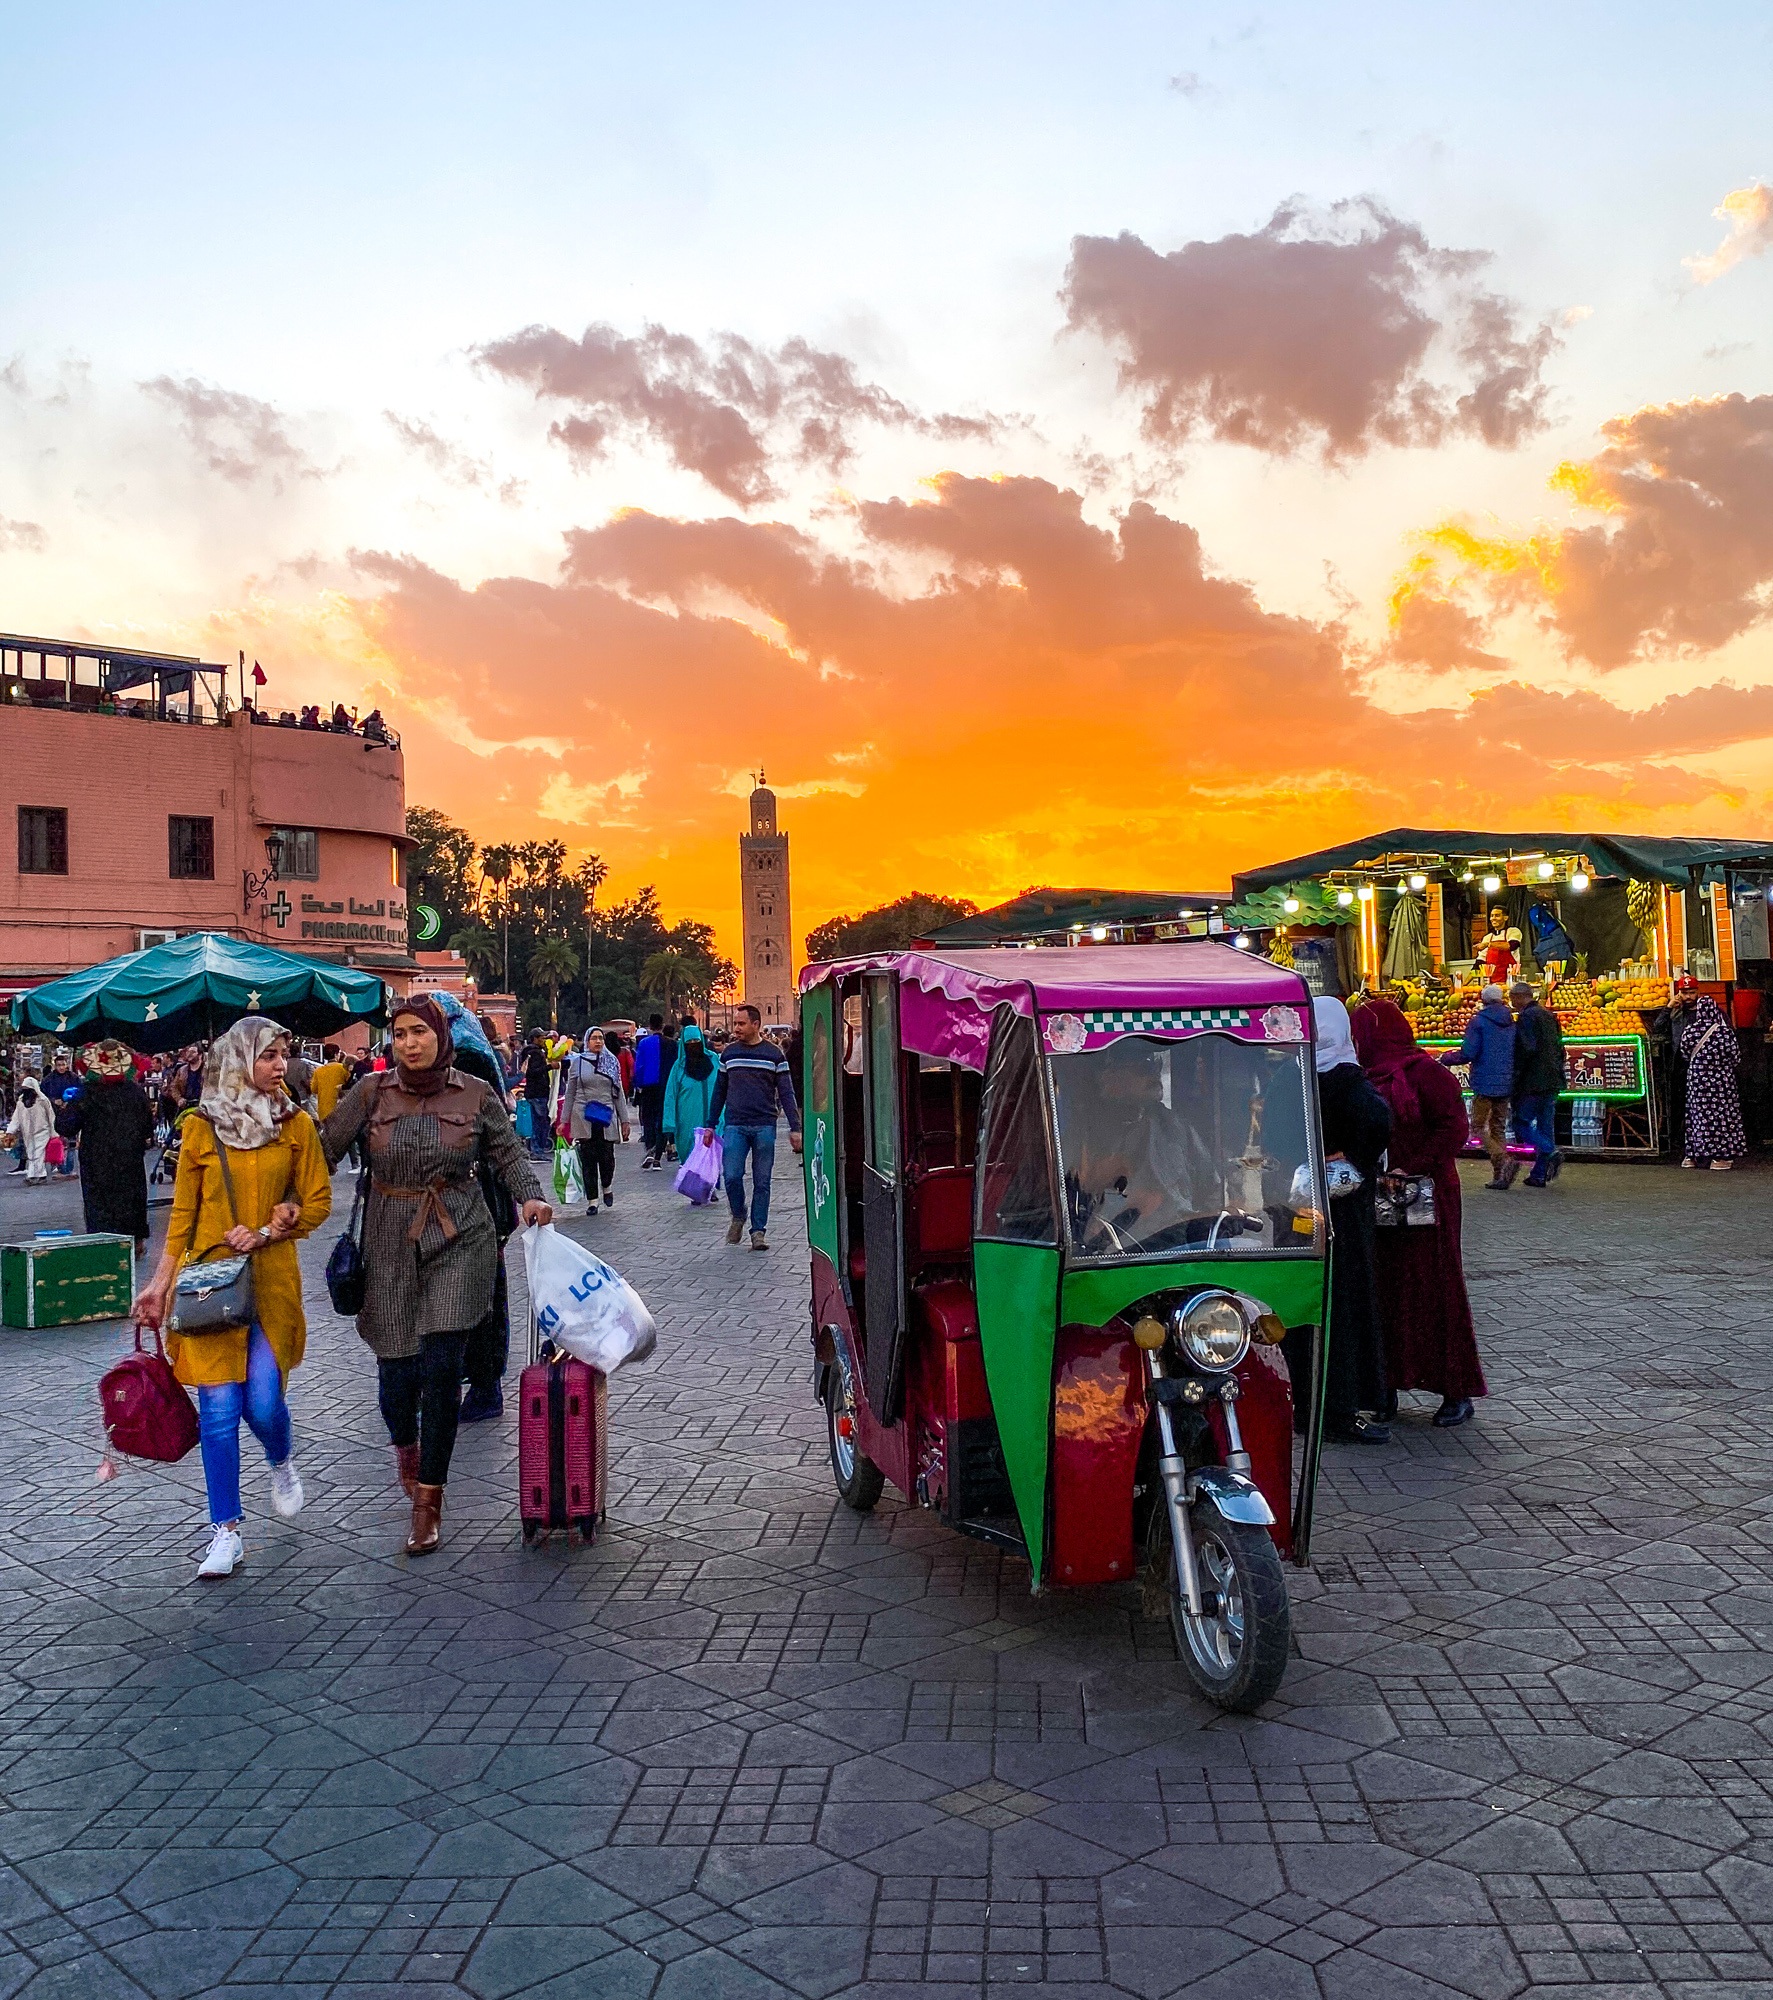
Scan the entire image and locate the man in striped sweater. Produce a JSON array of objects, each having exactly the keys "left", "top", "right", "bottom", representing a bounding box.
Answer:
[{"left": 706, "top": 1006, "right": 802, "bottom": 1250}]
